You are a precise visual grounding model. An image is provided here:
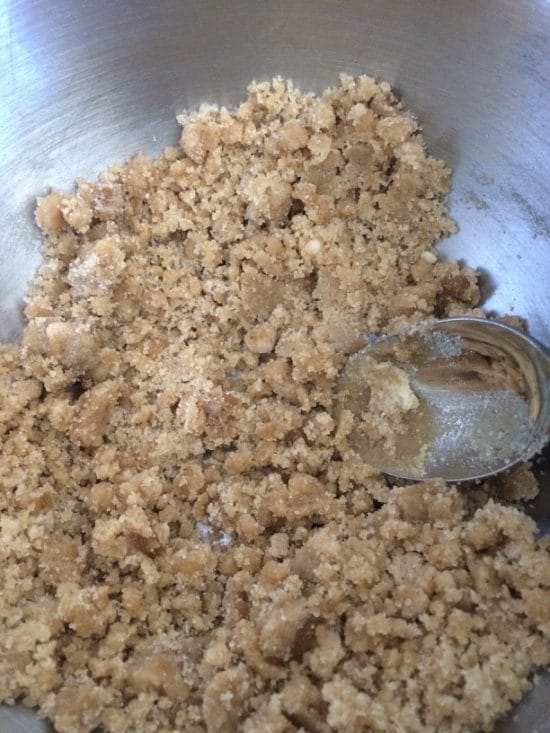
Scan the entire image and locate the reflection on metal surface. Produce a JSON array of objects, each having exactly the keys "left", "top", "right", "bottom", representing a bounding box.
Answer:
[
  {"left": 0, "top": 704, "right": 52, "bottom": 732},
  {"left": 0, "top": 1, "right": 548, "bottom": 731}
]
